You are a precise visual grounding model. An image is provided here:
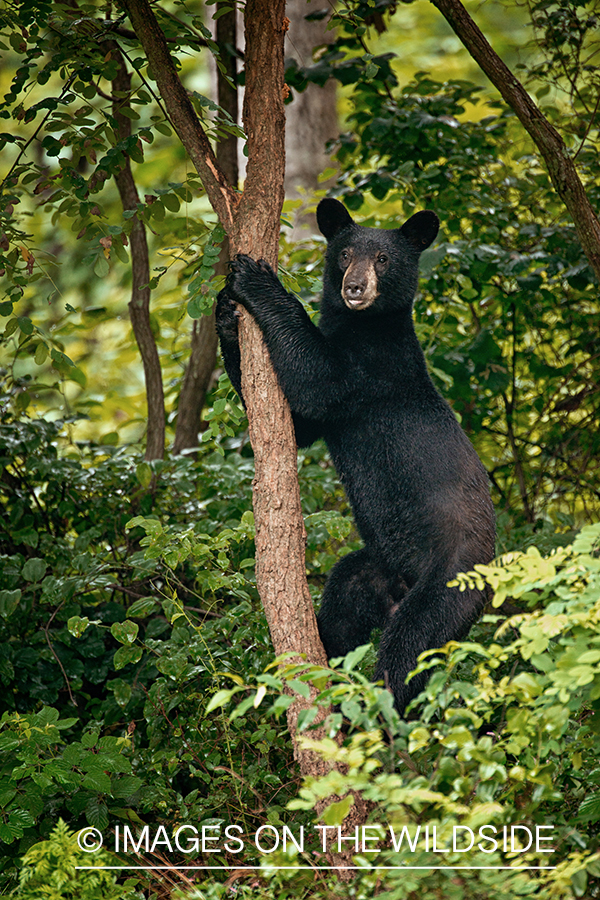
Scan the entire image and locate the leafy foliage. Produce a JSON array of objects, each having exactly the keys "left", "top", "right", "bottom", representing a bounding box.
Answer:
[
  {"left": 216, "top": 524, "right": 600, "bottom": 899},
  {"left": 0, "top": 388, "right": 353, "bottom": 892},
  {"left": 0, "top": 0, "right": 235, "bottom": 442},
  {"left": 13, "top": 818, "right": 139, "bottom": 900}
]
